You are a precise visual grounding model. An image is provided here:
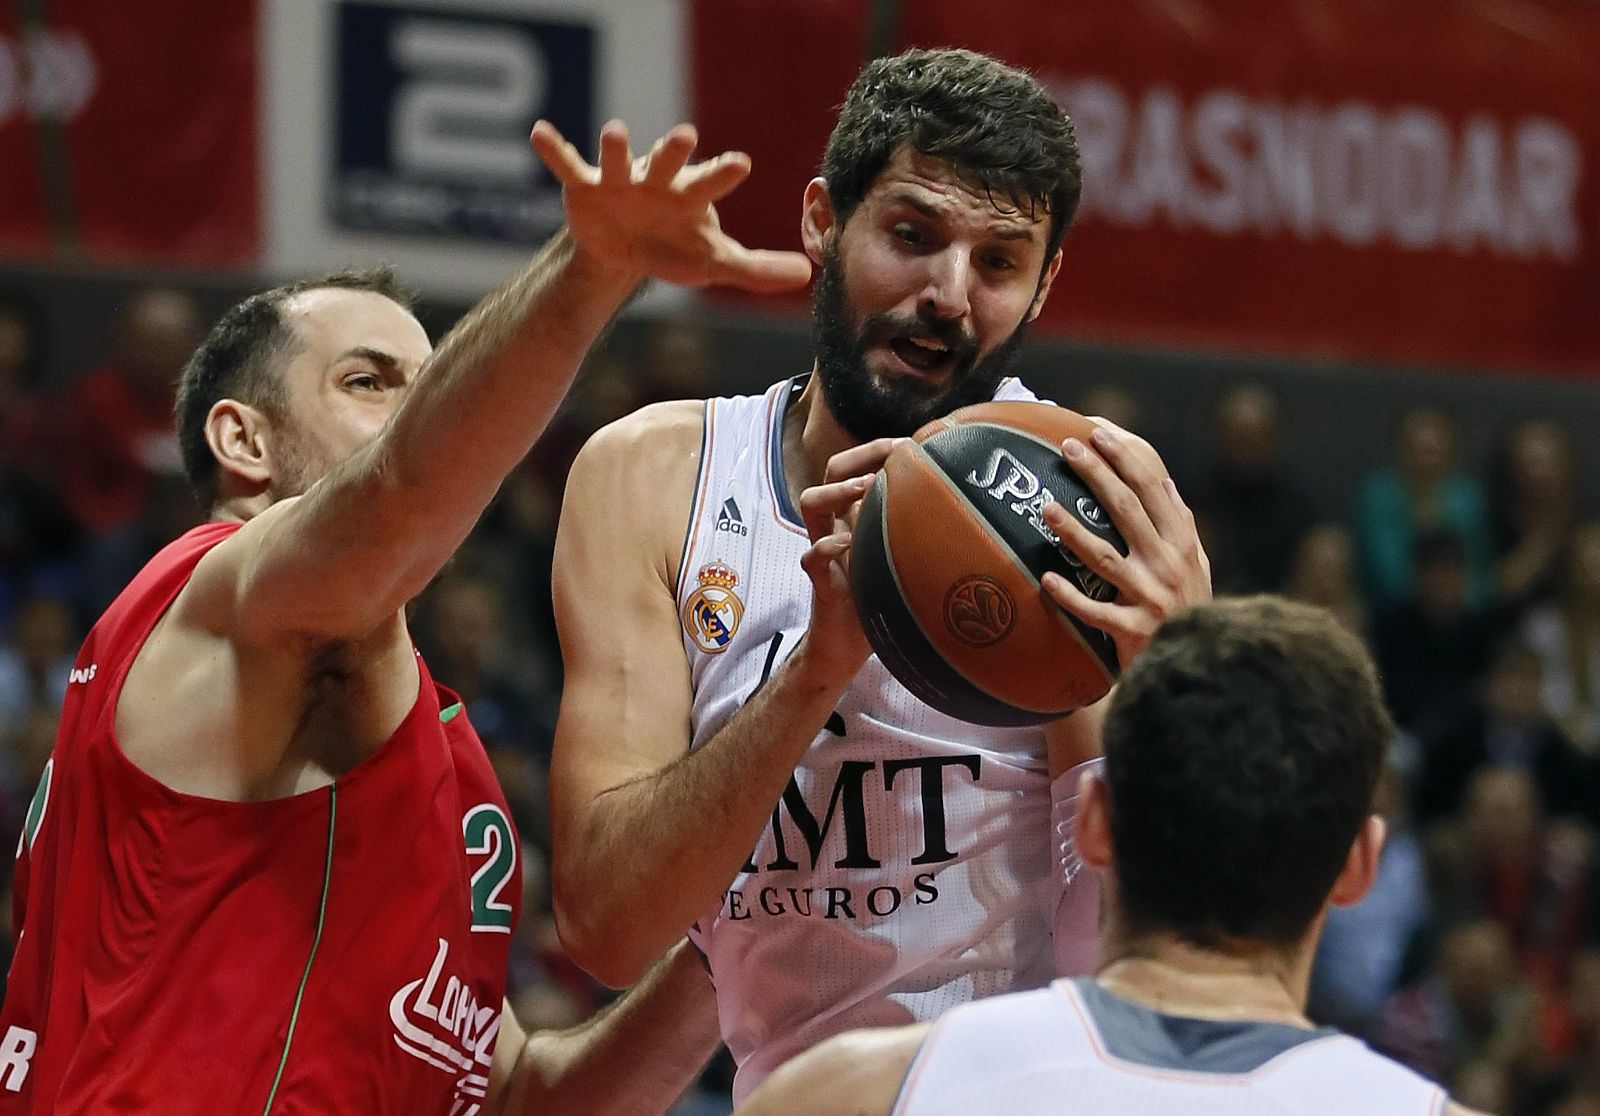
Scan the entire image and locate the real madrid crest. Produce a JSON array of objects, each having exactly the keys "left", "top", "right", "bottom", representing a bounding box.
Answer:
[{"left": 683, "top": 561, "right": 744, "bottom": 654}]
